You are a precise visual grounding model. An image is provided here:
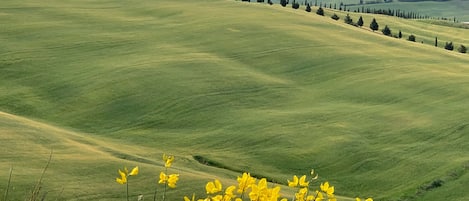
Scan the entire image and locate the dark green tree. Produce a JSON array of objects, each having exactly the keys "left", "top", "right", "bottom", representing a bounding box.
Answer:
[
  {"left": 458, "top": 45, "right": 467, "bottom": 53},
  {"left": 280, "top": 0, "right": 288, "bottom": 7},
  {"left": 382, "top": 25, "right": 391, "bottom": 36},
  {"left": 292, "top": 0, "right": 300, "bottom": 9},
  {"left": 435, "top": 37, "right": 438, "bottom": 47},
  {"left": 357, "top": 16, "right": 364, "bottom": 27},
  {"left": 370, "top": 18, "right": 379, "bottom": 31},
  {"left": 305, "top": 3, "right": 312, "bottom": 12},
  {"left": 316, "top": 7, "right": 324, "bottom": 16},
  {"left": 331, "top": 13, "right": 340, "bottom": 20},
  {"left": 445, "top": 42, "right": 454, "bottom": 51},
  {"left": 408, "top": 34, "right": 416, "bottom": 42},
  {"left": 398, "top": 30, "right": 402, "bottom": 38},
  {"left": 344, "top": 14, "right": 353, "bottom": 24}
]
